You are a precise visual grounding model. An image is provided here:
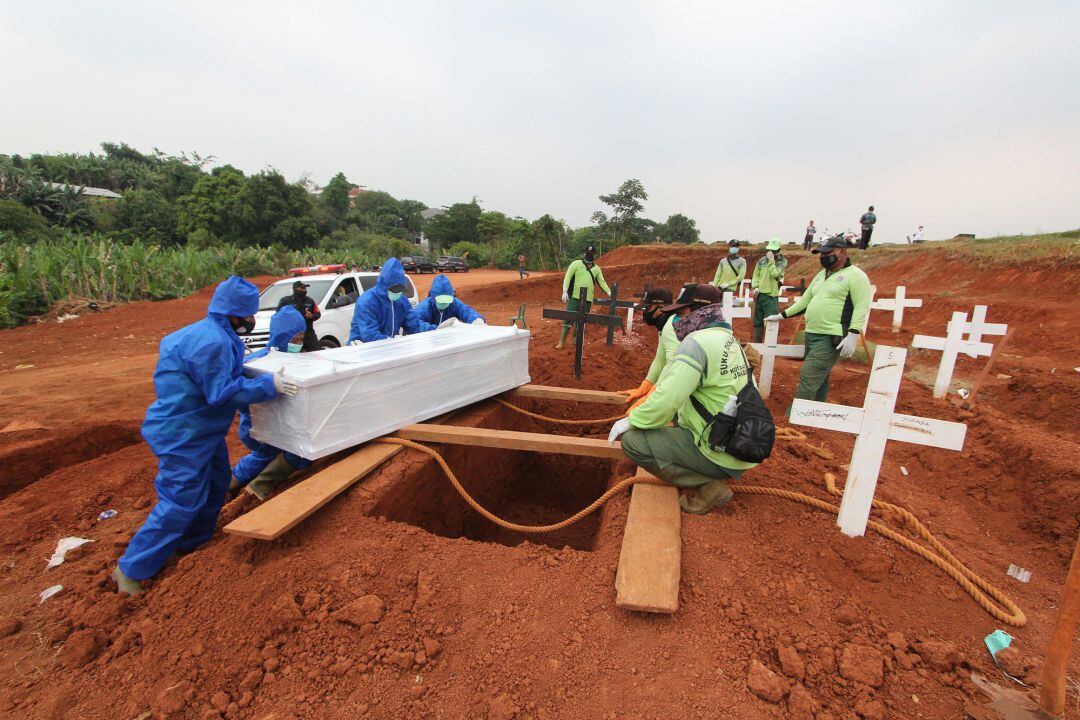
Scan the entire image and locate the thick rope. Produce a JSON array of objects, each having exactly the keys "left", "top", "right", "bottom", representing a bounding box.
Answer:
[
  {"left": 494, "top": 397, "right": 626, "bottom": 426},
  {"left": 371, "top": 431, "right": 1025, "bottom": 626}
]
